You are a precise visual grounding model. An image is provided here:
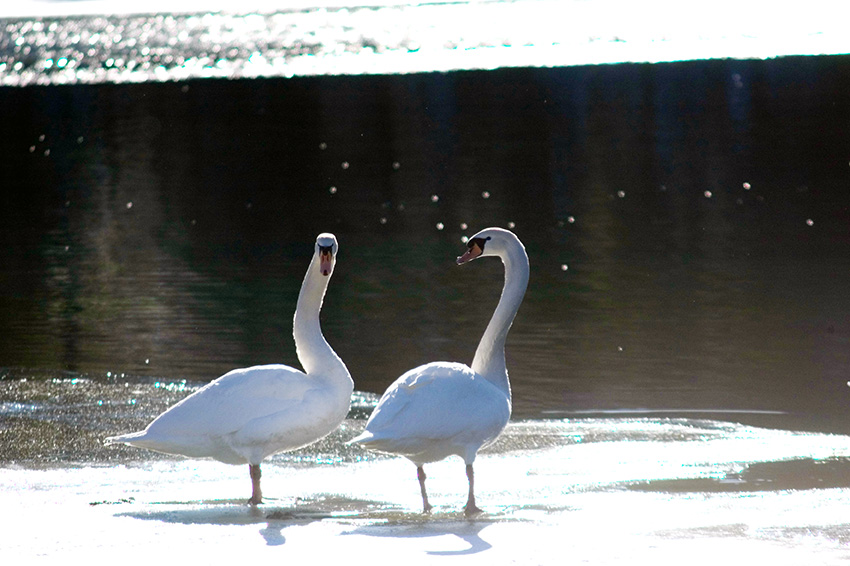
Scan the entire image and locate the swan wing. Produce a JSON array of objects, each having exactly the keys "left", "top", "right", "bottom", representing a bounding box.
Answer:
[
  {"left": 107, "top": 364, "right": 319, "bottom": 461},
  {"left": 150, "top": 365, "right": 313, "bottom": 435},
  {"left": 354, "top": 362, "right": 510, "bottom": 460}
]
